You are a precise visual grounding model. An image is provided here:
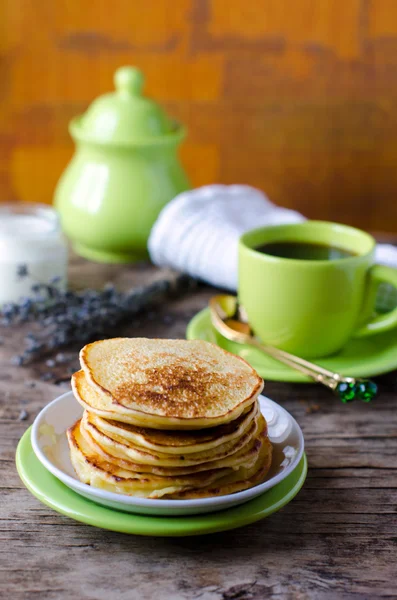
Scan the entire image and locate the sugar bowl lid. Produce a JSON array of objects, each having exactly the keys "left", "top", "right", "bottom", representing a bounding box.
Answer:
[{"left": 70, "top": 66, "right": 184, "bottom": 146}]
